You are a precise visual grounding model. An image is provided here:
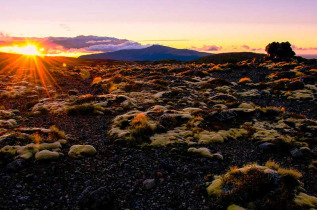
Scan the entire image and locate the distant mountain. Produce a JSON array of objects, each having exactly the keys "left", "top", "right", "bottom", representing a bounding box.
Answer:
[
  {"left": 193, "top": 52, "right": 266, "bottom": 64},
  {"left": 79, "top": 45, "right": 212, "bottom": 61}
]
